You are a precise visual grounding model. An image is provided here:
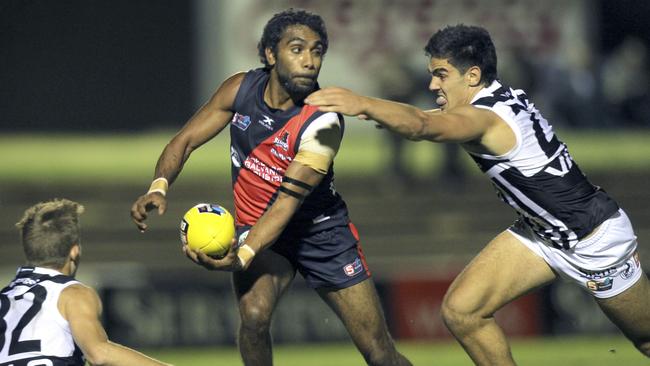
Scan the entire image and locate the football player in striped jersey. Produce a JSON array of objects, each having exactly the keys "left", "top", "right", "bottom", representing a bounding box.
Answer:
[
  {"left": 1, "top": 199, "right": 173, "bottom": 366},
  {"left": 307, "top": 24, "right": 650, "bottom": 365}
]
